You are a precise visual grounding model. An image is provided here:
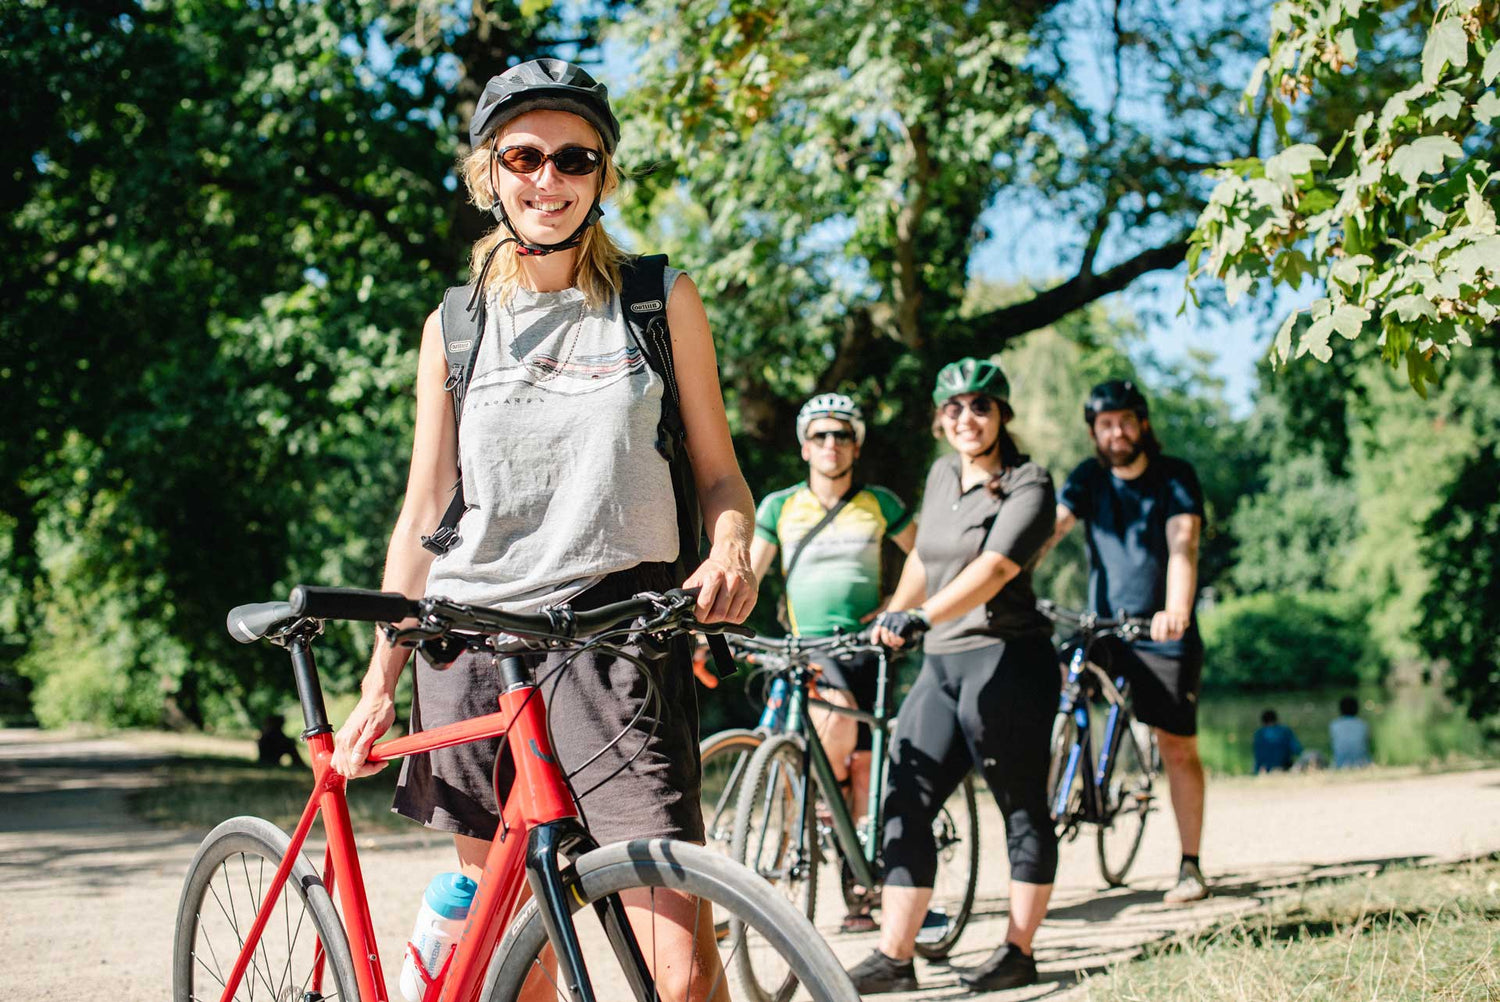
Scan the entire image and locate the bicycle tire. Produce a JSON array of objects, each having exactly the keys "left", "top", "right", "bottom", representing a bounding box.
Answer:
[
  {"left": 1096, "top": 715, "right": 1154, "bottom": 887},
  {"left": 481, "top": 839, "right": 858, "bottom": 1002},
  {"left": 1046, "top": 712, "right": 1084, "bottom": 838},
  {"left": 698, "top": 727, "right": 763, "bottom": 856},
  {"left": 729, "top": 732, "right": 820, "bottom": 1002},
  {"left": 172, "top": 816, "right": 358, "bottom": 1002},
  {"left": 913, "top": 770, "right": 980, "bottom": 959}
]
